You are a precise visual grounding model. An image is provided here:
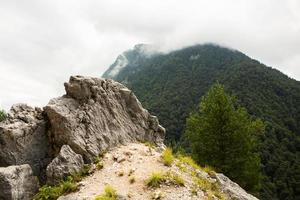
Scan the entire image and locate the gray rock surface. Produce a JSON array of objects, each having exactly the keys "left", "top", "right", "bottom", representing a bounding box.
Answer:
[
  {"left": 44, "top": 75, "right": 165, "bottom": 162},
  {"left": 216, "top": 173, "right": 259, "bottom": 200},
  {"left": 46, "top": 145, "right": 84, "bottom": 185},
  {"left": 0, "top": 164, "right": 39, "bottom": 200},
  {"left": 0, "top": 104, "right": 50, "bottom": 175}
]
